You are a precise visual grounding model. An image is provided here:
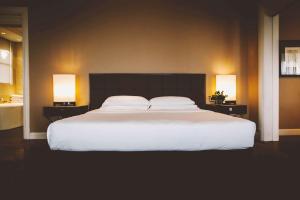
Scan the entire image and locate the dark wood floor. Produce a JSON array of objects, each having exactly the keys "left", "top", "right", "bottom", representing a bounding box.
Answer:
[{"left": 1, "top": 128, "right": 300, "bottom": 199}]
